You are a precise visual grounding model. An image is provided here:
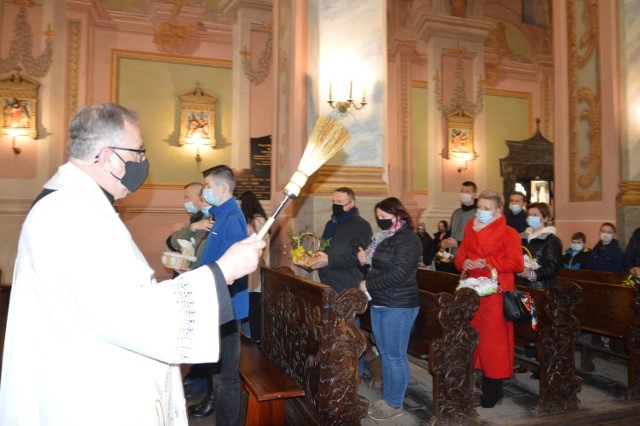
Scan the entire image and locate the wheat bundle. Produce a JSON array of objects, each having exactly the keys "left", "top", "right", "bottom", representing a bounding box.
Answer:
[{"left": 257, "top": 116, "right": 351, "bottom": 240}]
